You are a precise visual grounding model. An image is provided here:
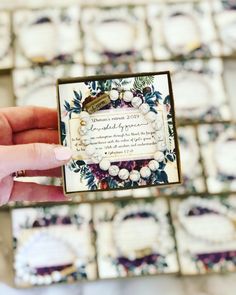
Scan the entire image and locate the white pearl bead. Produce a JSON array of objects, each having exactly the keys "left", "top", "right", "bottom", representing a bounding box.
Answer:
[
  {"left": 155, "top": 132, "right": 164, "bottom": 142},
  {"left": 131, "top": 96, "right": 142, "bottom": 108},
  {"left": 109, "top": 89, "right": 119, "bottom": 101},
  {"left": 80, "top": 111, "right": 90, "bottom": 120},
  {"left": 36, "top": 276, "right": 44, "bottom": 285},
  {"left": 29, "top": 275, "right": 37, "bottom": 285},
  {"left": 84, "top": 118, "right": 92, "bottom": 128},
  {"left": 148, "top": 160, "right": 159, "bottom": 171},
  {"left": 81, "top": 135, "right": 91, "bottom": 145},
  {"left": 152, "top": 119, "right": 162, "bottom": 131},
  {"left": 118, "top": 168, "right": 129, "bottom": 180},
  {"left": 52, "top": 271, "right": 62, "bottom": 282},
  {"left": 91, "top": 153, "right": 103, "bottom": 164},
  {"left": 140, "top": 167, "right": 151, "bottom": 178},
  {"left": 158, "top": 142, "right": 167, "bottom": 151},
  {"left": 99, "top": 158, "right": 111, "bottom": 171},
  {"left": 139, "top": 103, "right": 150, "bottom": 114},
  {"left": 154, "top": 151, "right": 165, "bottom": 162},
  {"left": 79, "top": 125, "right": 88, "bottom": 135},
  {"left": 85, "top": 145, "right": 96, "bottom": 156},
  {"left": 123, "top": 90, "right": 133, "bottom": 102},
  {"left": 44, "top": 275, "right": 52, "bottom": 285},
  {"left": 145, "top": 111, "right": 156, "bottom": 122},
  {"left": 129, "top": 170, "right": 140, "bottom": 182},
  {"left": 108, "top": 165, "right": 119, "bottom": 176},
  {"left": 22, "top": 273, "right": 30, "bottom": 282}
]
